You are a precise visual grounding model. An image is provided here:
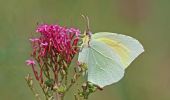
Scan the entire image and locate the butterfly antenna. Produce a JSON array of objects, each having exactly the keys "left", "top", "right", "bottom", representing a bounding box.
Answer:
[
  {"left": 86, "top": 16, "right": 90, "bottom": 32},
  {"left": 81, "top": 15, "right": 91, "bottom": 35}
]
